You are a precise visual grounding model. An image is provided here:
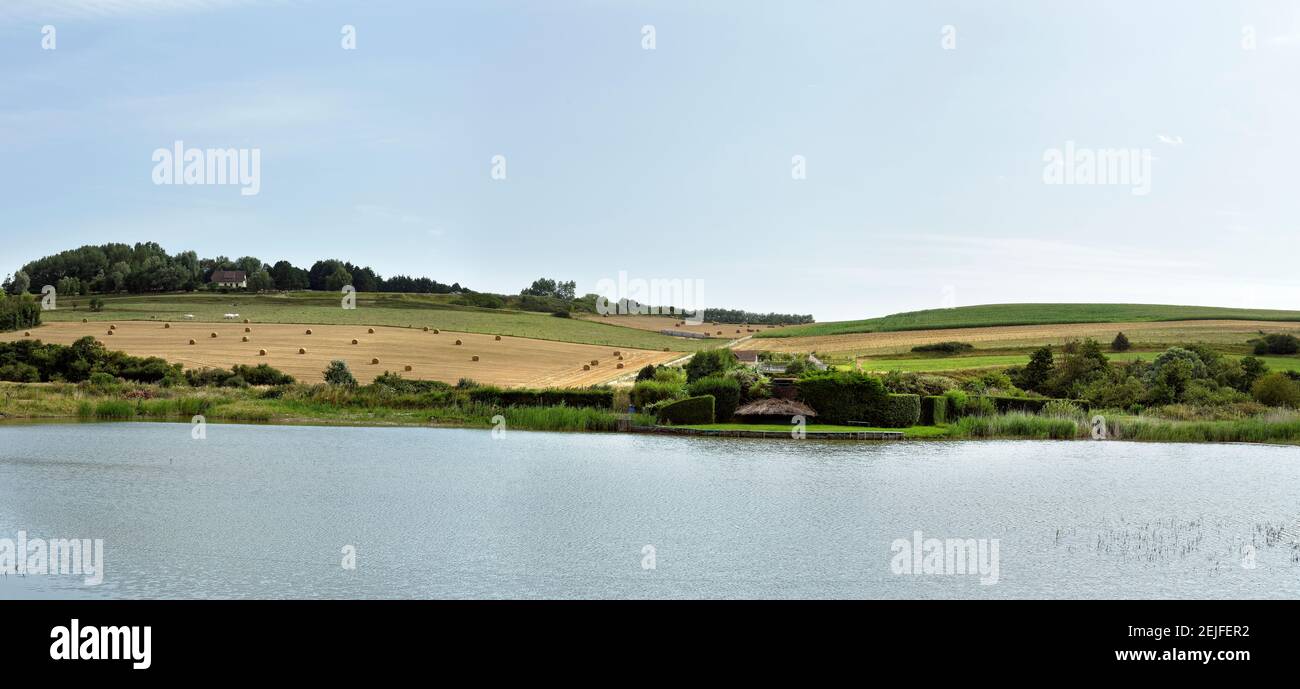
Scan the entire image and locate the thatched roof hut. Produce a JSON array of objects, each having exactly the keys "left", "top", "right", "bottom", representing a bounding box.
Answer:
[{"left": 734, "top": 398, "right": 817, "bottom": 422}]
